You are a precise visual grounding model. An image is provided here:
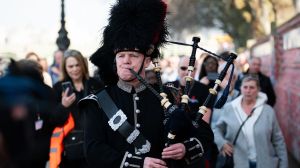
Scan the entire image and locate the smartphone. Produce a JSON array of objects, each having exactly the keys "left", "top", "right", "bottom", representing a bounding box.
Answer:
[
  {"left": 207, "top": 72, "right": 219, "bottom": 80},
  {"left": 62, "top": 81, "right": 74, "bottom": 96}
]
